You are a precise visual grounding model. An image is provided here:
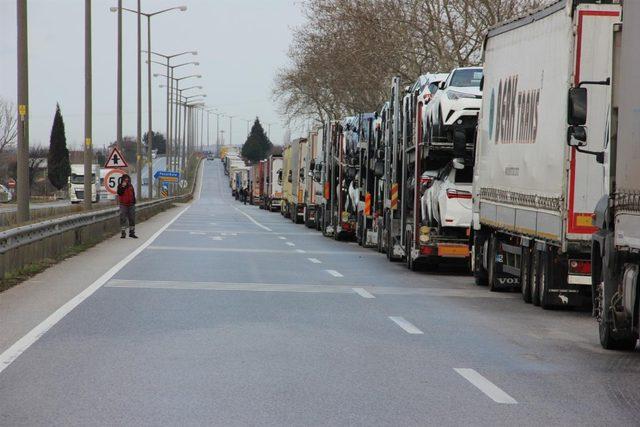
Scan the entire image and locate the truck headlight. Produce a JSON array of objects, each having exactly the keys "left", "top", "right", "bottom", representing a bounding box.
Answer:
[{"left": 447, "top": 90, "right": 475, "bottom": 100}]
